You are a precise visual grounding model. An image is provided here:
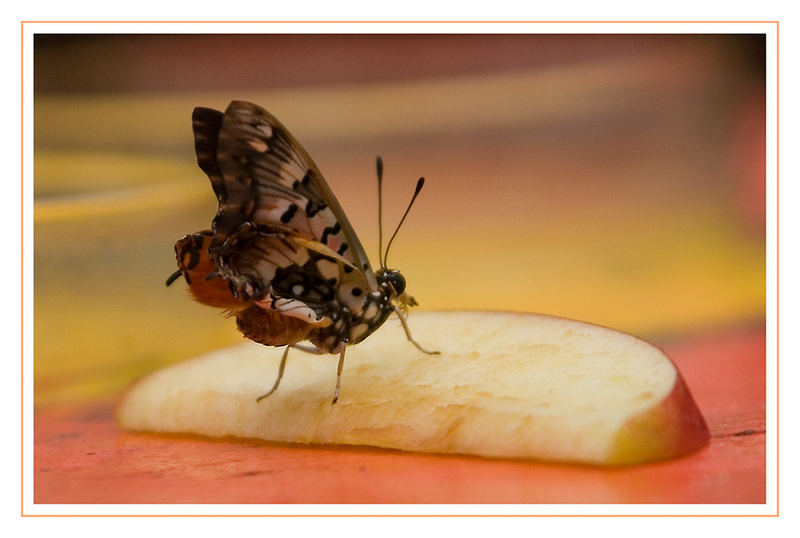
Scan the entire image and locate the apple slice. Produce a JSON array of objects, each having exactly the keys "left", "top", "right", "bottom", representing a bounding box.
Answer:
[{"left": 116, "top": 311, "right": 709, "bottom": 465}]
